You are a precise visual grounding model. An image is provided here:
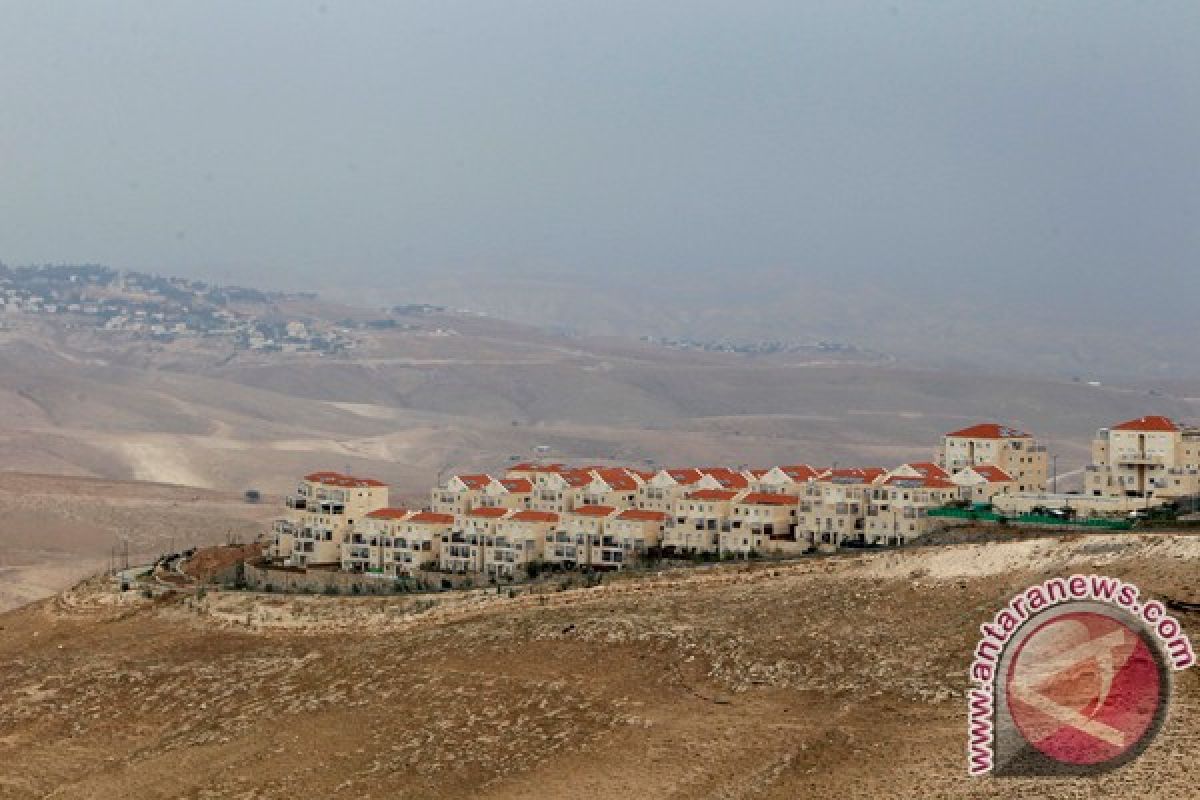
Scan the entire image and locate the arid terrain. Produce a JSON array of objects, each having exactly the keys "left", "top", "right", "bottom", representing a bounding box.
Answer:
[
  {"left": 1, "top": 532, "right": 1196, "bottom": 798},
  {"left": 0, "top": 473, "right": 272, "bottom": 613}
]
